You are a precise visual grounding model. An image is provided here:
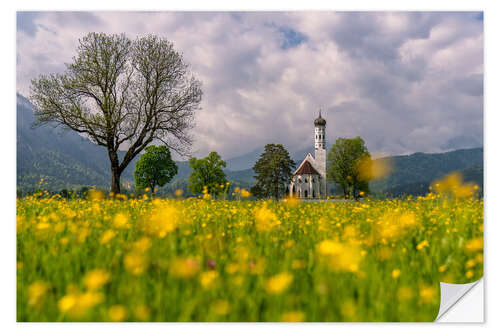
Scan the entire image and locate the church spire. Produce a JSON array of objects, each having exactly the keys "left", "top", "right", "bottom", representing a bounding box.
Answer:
[{"left": 314, "top": 108, "right": 326, "bottom": 127}]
